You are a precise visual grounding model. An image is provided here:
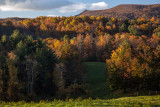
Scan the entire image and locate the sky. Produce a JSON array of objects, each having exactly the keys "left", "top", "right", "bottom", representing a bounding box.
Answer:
[{"left": 0, "top": 0, "right": 159, "bottom": 18}]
